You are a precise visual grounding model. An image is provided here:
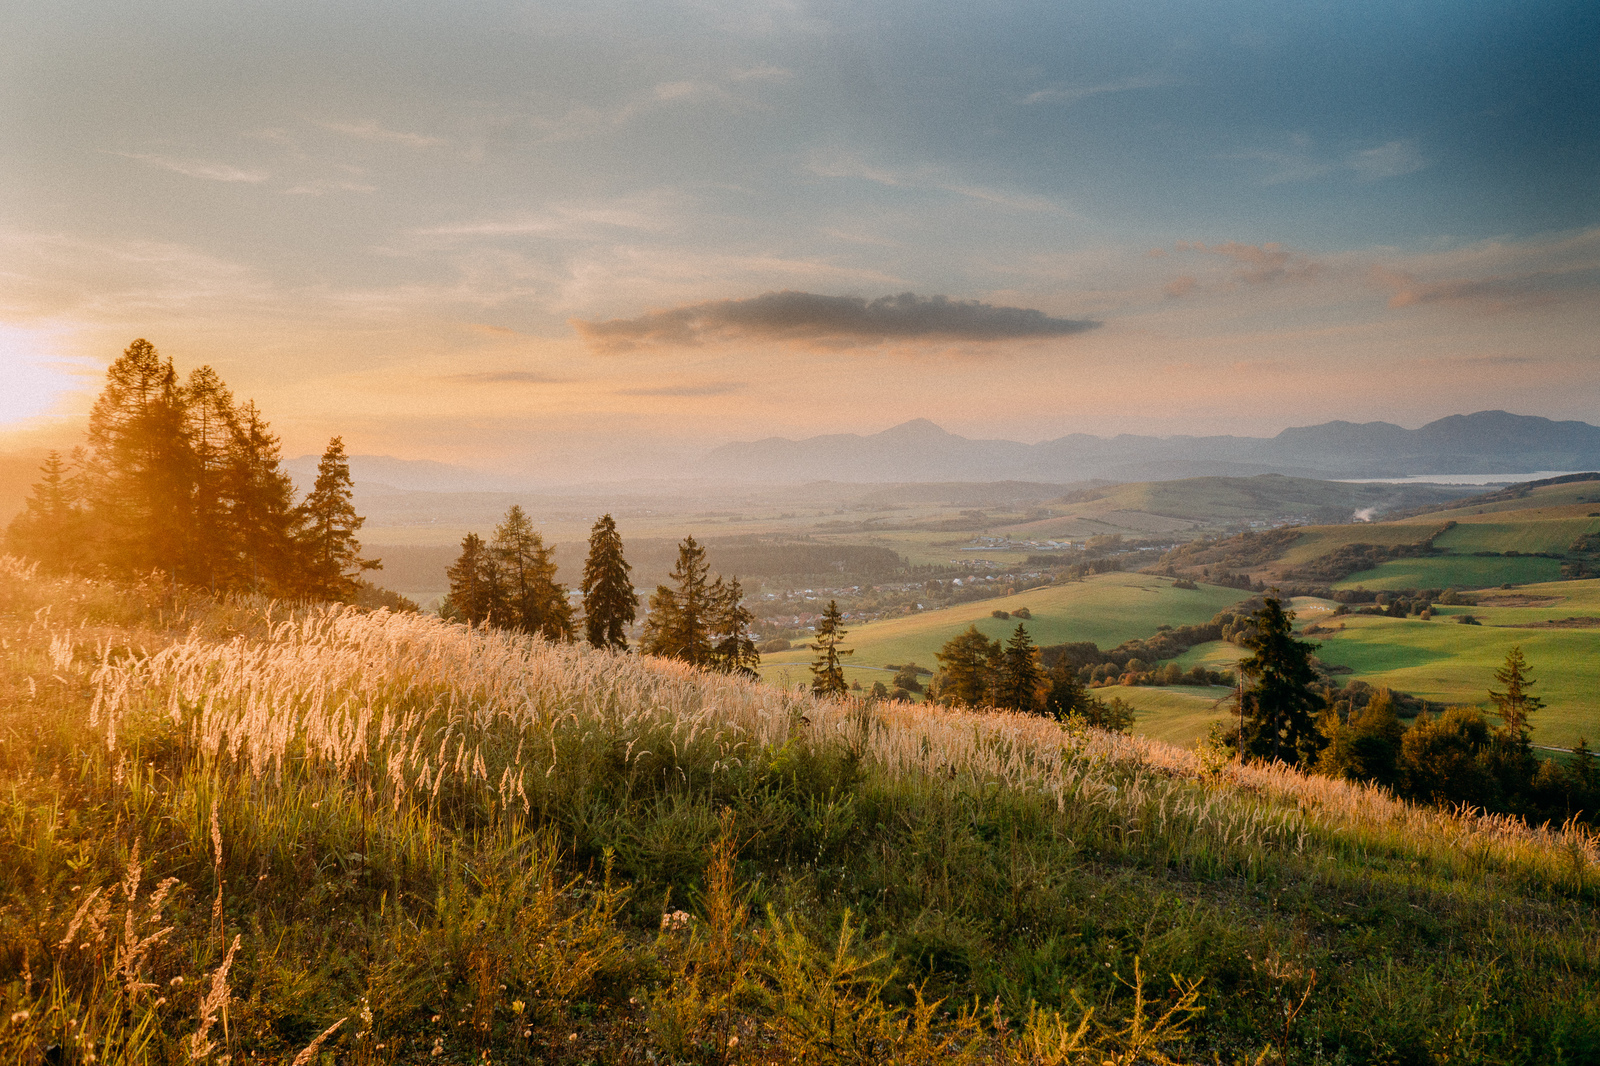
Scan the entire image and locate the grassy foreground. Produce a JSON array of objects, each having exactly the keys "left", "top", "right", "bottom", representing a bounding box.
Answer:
[{"left": 2, "top": 559, "right": 1599, "bottom": 1064}]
